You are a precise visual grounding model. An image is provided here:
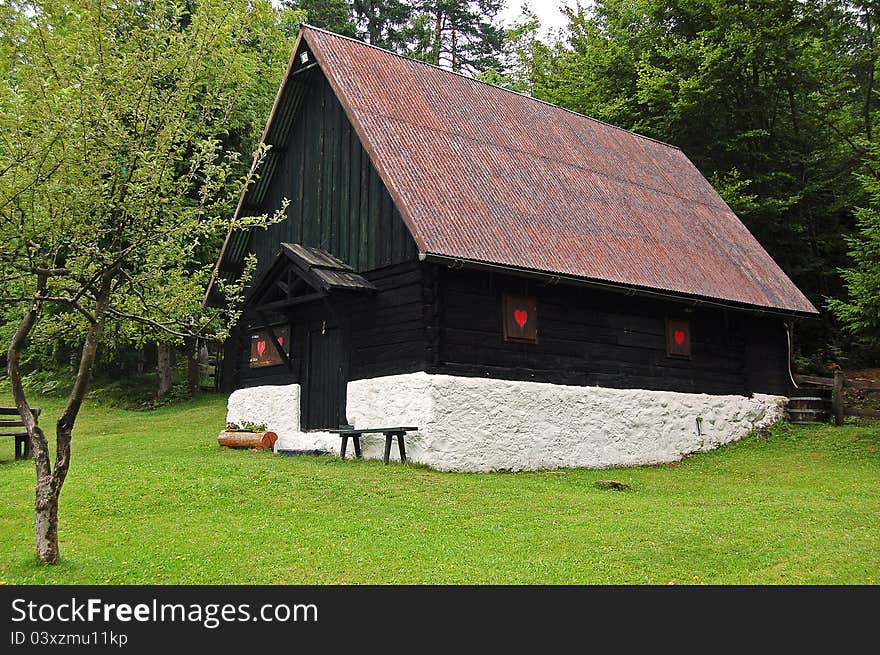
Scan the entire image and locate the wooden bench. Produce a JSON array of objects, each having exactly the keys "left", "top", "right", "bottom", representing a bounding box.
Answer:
[
  {"left": 328, "top": 426, "right": 418, "bottom": 464},
  {"left": 0, "top": 407, "right": 40, "bottom": 460}
]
